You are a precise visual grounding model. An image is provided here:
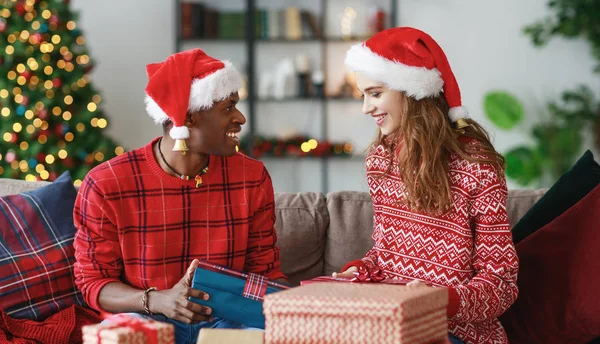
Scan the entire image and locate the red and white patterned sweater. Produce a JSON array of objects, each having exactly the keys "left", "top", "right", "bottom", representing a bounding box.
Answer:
[{"left": 344, "top": 142, "right": 519, "bottom": 344}]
